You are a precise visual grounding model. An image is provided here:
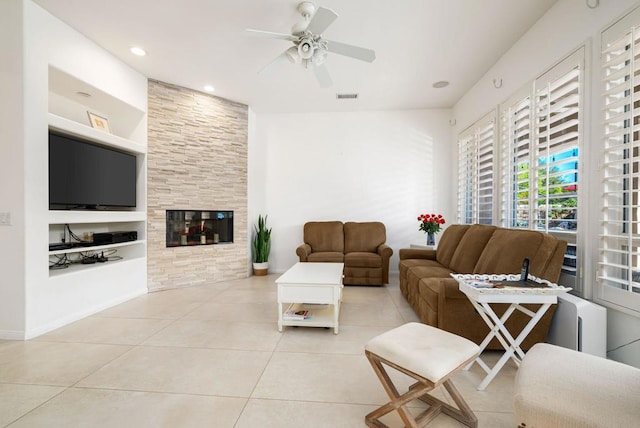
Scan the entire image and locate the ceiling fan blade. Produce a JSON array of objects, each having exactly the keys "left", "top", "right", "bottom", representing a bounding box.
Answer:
[
  {"left": 314, "top": 64, "right": 333, "bottom": 88},
  {"left": 258, "top": 51, "right": 289, "bottom": 76},
  {"left": 325, "top": 39, "right": 376, "bottom": 62},
  {"left": 305, "top": 7, "right": 338, "bottom": 35},
  {"left": 245, "top": 29, "right": 298, "bottom": 42}
]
